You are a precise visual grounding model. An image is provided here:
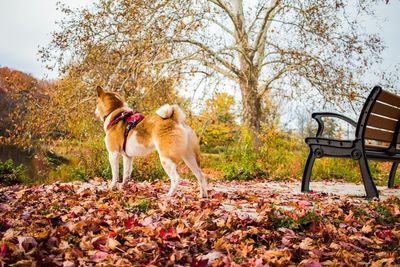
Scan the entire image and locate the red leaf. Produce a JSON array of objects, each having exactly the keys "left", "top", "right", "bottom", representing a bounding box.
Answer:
[
  {"left": 108, "top": 231, "right": 117, "bottom": 238},
  {"left": 0, "top": 204, "right": 11, "bottom": 211},
  {"left": 0, "top": 244, "right": 8, "bottom": 258},
  {"left": 72, "top": 248, "right": 83, "bottom": 258},
  {"left": 125, "top": 217, "right": 140, "bottom": 229},
  {"left": 375, "top": 230, "right": 393, "bottom": 241},
  {"left": 159, "top": 228, "right": 177, "bottom": 238},
  {"left": 159, "top": 228, "right": 167, "bottom": 238},
  {"left": 298, "top": 200, "right": 312, "bottom": 209},
  {"left": 191, "top": 259, "right": 208, "bottom": 267}
]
